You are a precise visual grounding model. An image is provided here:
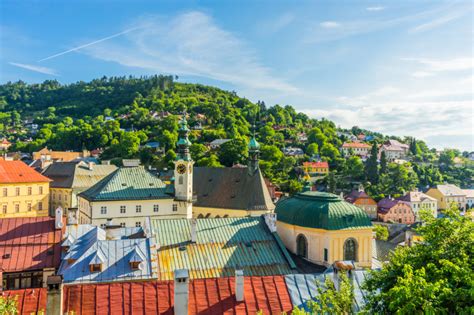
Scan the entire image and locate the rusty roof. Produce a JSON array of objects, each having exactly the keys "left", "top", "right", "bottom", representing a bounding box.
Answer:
[
  {"left": 152, "top": 217, "right": 295, "bottom": 280},
  {"left": 0, "top": 160, "right": 51, "bottom": 183},
  {"left": 3, "top": 276, "right": 293, "bottom": 314},
  {"left": 0, "top": 217, "right": 62, "bottom": 272}
]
